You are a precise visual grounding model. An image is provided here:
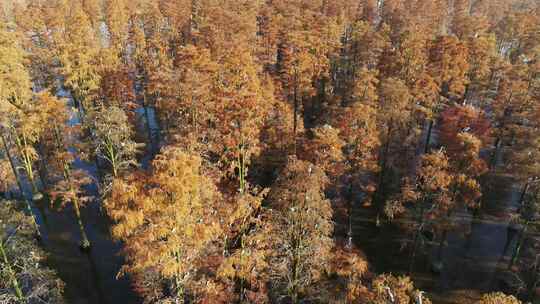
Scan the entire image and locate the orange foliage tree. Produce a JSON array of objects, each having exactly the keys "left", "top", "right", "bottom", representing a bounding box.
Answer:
[
  {"left": 106, "top": 147, "right": 223, "bottom": 303},
  {"left": 263, "top": 157, "right": 333, "bottom": 303}
]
